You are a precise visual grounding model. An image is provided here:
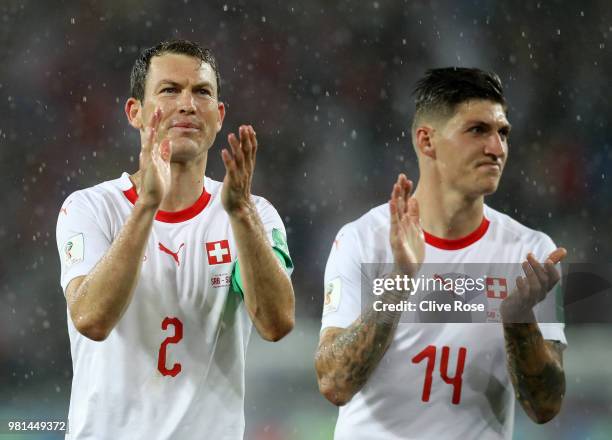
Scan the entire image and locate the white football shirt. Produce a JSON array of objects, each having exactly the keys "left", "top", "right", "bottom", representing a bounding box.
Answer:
[
  {"left": 322, "top": 204, "right": 566, "bottom": 440},
  {"left": 56, "top": 172, "right": 292, "bottom": 440}
]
